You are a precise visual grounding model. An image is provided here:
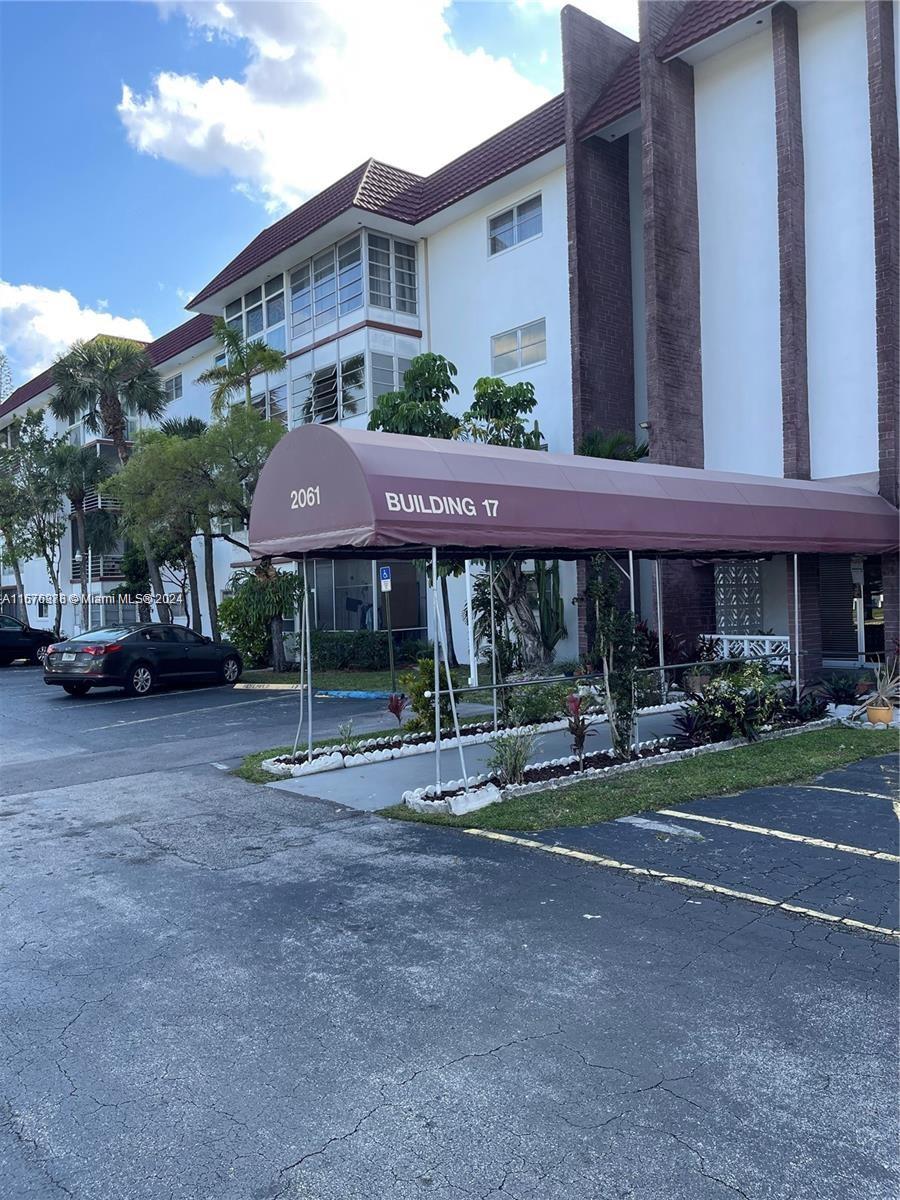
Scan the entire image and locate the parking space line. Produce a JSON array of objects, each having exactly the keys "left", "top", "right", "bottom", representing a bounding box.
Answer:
[
  {"left": 656, "top": 809, "right": 899, "bottom": 863},
  {"left": 463, "top": 829, "right": 900, "bottom": 941},
  {"left": 800, "top": 785, "right": 896, "bottom": 802},
  {"left": 85, "top": 693, "right": 295, "bottom": 731}
]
